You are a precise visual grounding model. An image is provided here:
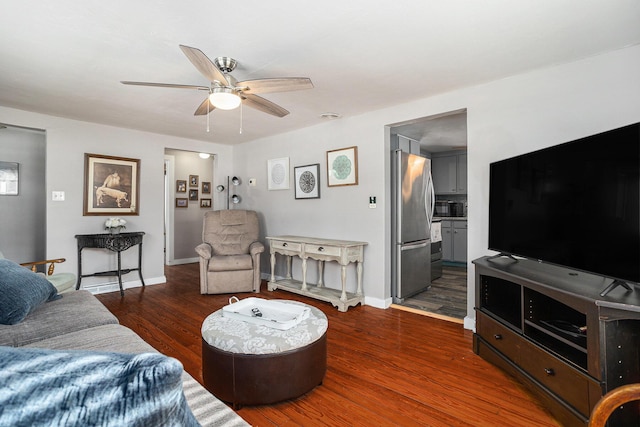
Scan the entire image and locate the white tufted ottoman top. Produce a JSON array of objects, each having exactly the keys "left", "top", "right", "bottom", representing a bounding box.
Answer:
[{"left": 201, "top": 300, "right": 328, "bottom": 355}]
